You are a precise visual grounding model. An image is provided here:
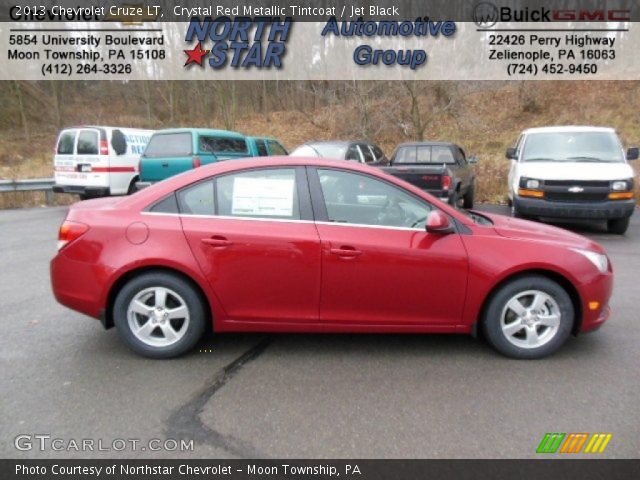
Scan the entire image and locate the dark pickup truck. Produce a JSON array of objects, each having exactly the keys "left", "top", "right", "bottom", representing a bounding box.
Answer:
[{"left": 382, "top": 141, "right": 478, "bottom": 208}]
